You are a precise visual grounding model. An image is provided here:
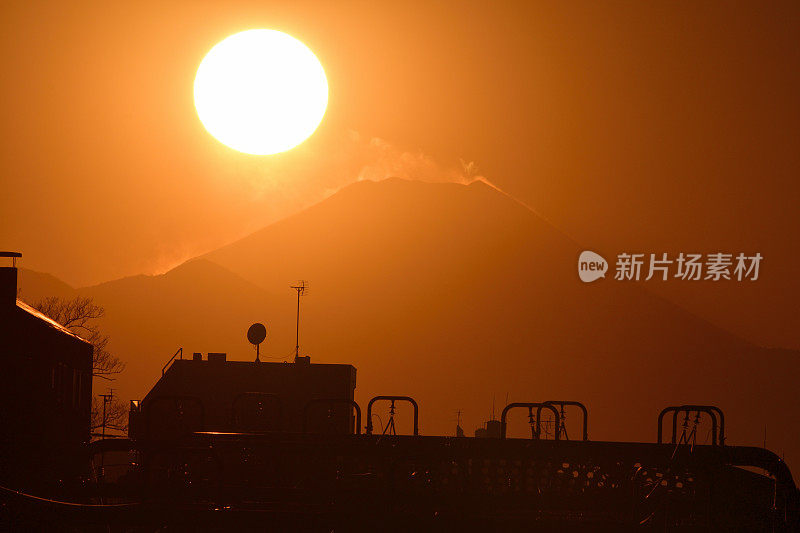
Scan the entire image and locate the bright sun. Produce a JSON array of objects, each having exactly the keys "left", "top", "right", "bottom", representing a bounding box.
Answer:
[{"left": 194, "top": 29, "right": 328, "bottom": 155}]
